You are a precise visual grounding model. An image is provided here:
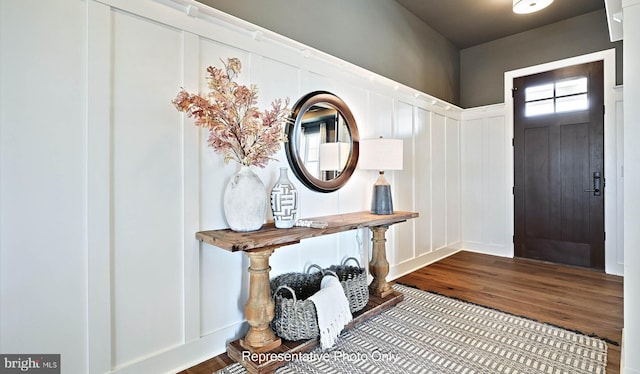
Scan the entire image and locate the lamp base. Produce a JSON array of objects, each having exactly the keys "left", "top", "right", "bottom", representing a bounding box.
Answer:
[{"left": 370, "top": 172, "right": 393, "bottom": 215}]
